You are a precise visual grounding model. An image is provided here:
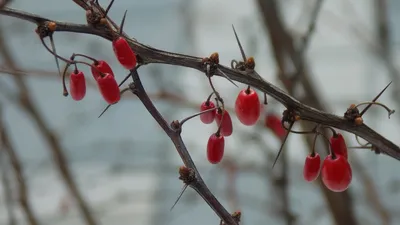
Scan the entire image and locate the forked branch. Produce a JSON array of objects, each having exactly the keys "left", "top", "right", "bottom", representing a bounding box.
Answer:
[{"left": 0, "top": 7, "right": 398, "bottom": 160}]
